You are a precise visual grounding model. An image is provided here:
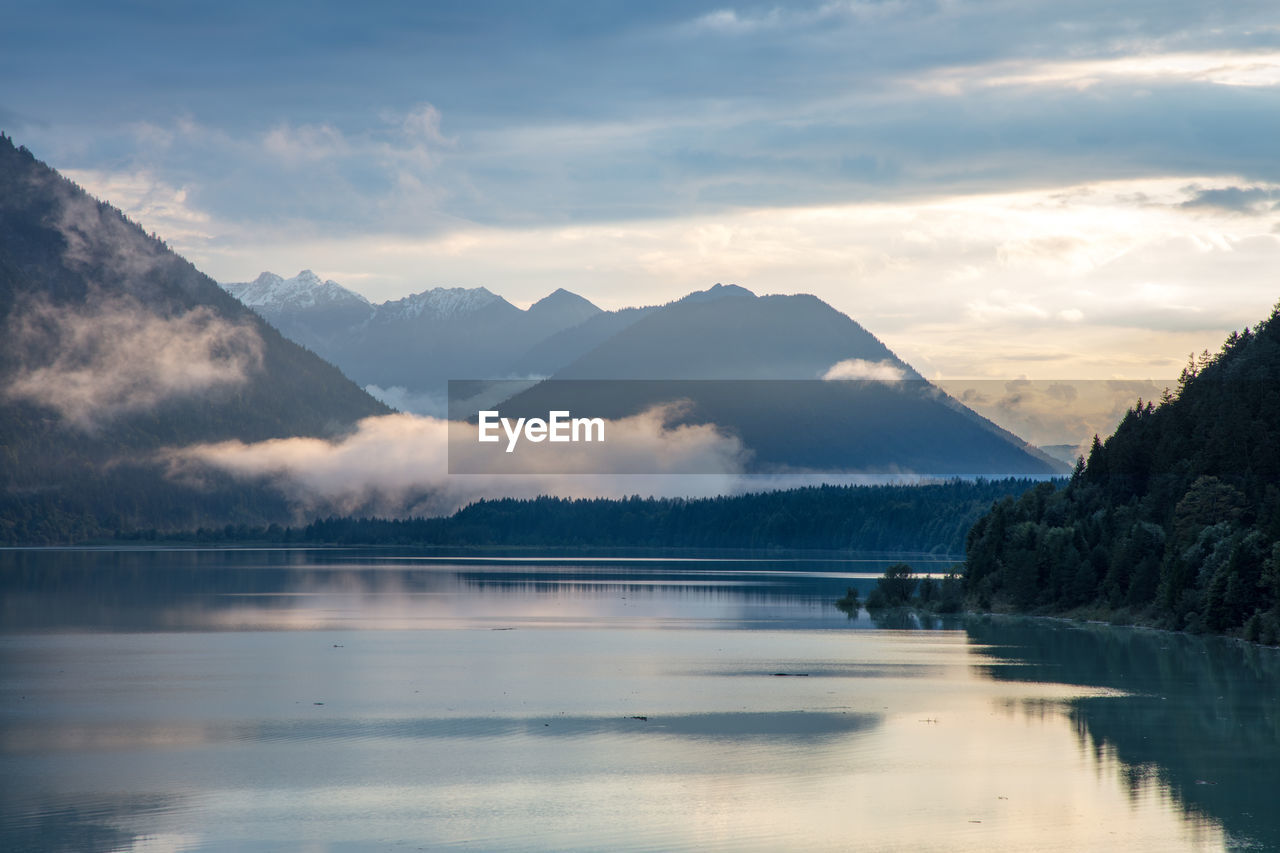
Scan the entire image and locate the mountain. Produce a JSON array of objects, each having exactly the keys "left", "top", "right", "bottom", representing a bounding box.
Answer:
[
  {"left": 508, "top": 305, "right": 657, "bottom": 377},
  {"left": 375, "top": 285, "right": 510, "bottom": 323},
  {"left": 1038, "top": 443, "right": 1086, "bottom": 467},
  {"left": 527, "top": 287, "right": 600, "bottom": 327},
  {"left": 224, "top": 269, "right": 371, "bottom": 315},
  {"left": 550, "top": 283, "right": 920, "bottom": 380},
  {"left": 0, "top": 135, "right": 390, "bottom": 542},
  {"left": 489, "top": 283, "right": 1064, "bottom": 477},
  {"left": 221, "top": 275, "right": 606, "bottom": 401},
  {"left": 222, "top": 270, "right": 373, "bottom": 356},
  {"left": 963, "top": 302, "right": 1280, "bottom": 642}
]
